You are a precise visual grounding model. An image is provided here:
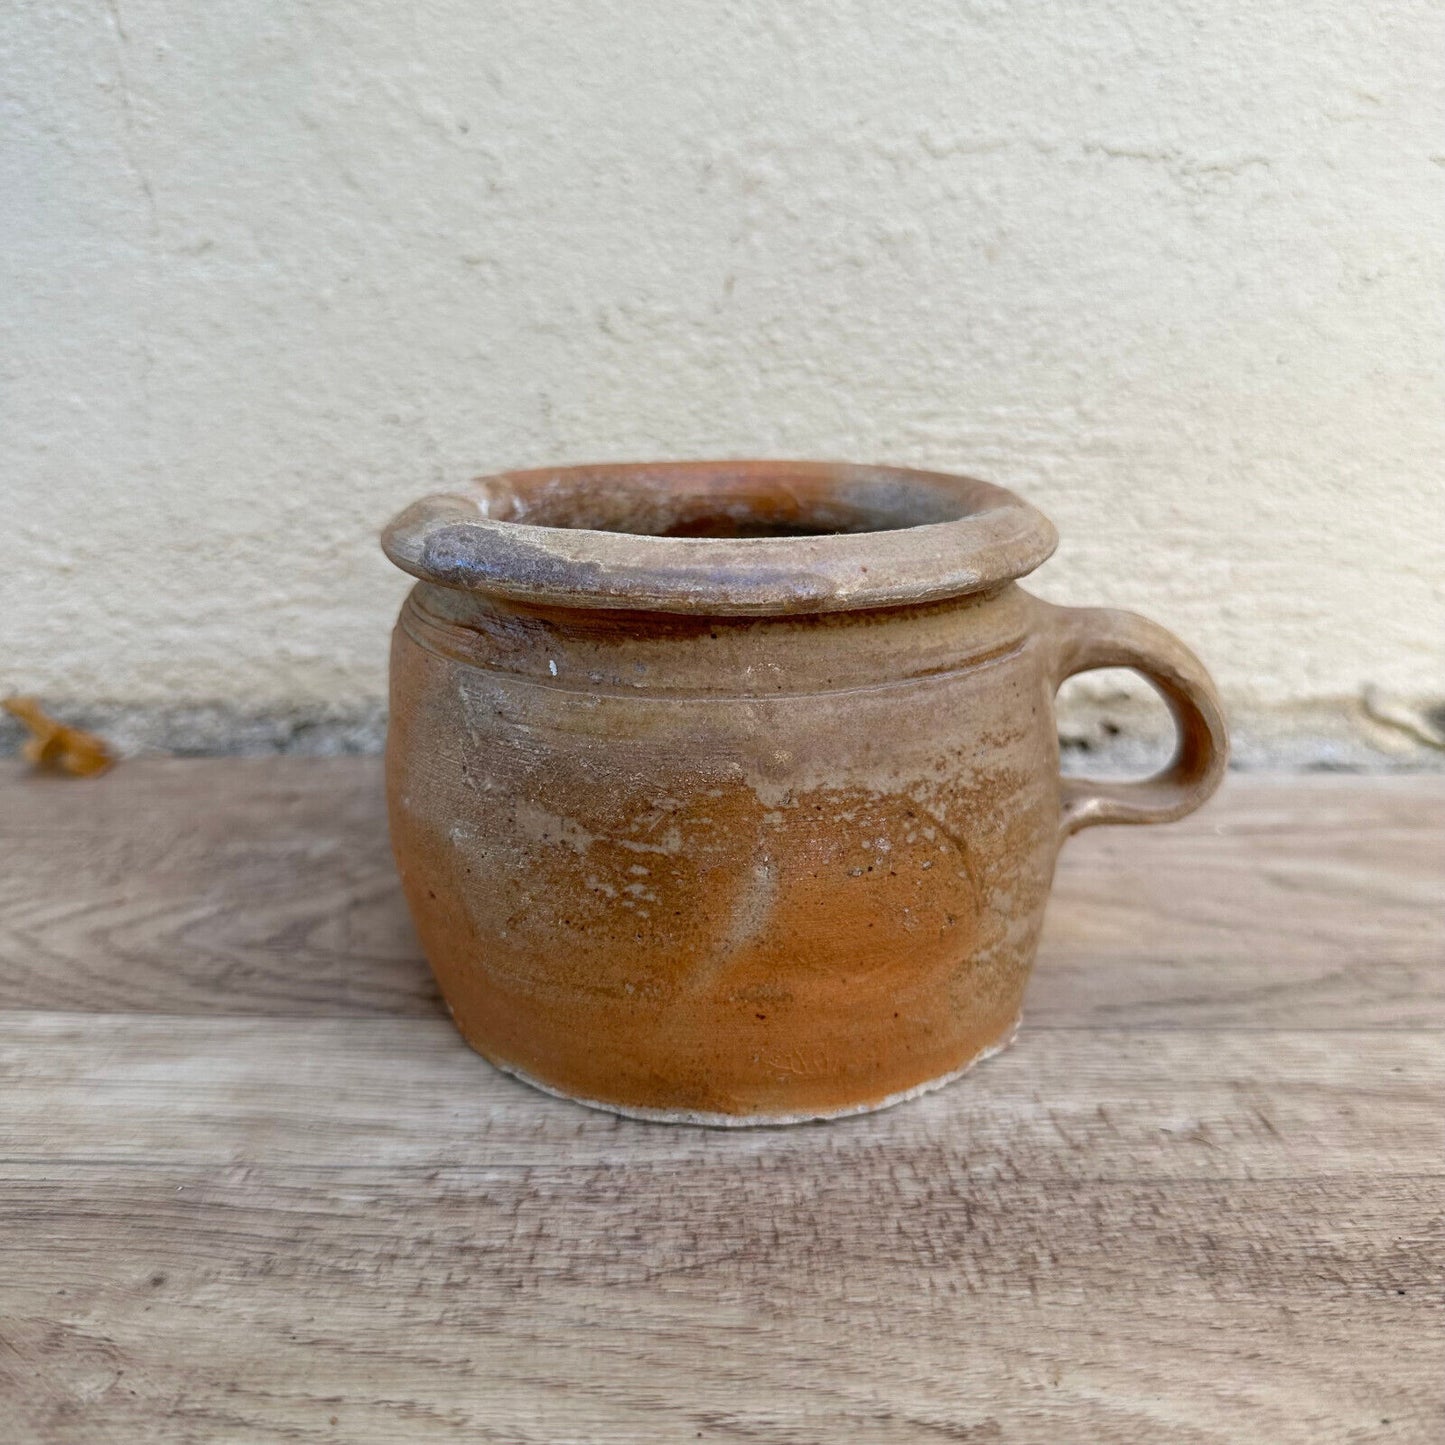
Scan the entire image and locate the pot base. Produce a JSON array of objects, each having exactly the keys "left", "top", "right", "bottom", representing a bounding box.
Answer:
[{"left": 470, "top": 1015, "right": 1022, "bottom": 1128}]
